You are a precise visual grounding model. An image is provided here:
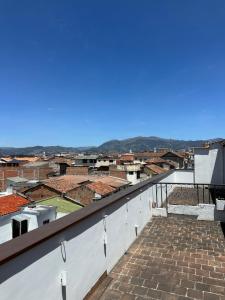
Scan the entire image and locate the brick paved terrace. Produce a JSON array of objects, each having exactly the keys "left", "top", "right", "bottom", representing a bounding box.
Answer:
[
  {"left": 98, "top": 215, "right": 225, "bottom": 300},
  {"left": 167, "top": 187, "right": 211, "bottom": 206}
]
